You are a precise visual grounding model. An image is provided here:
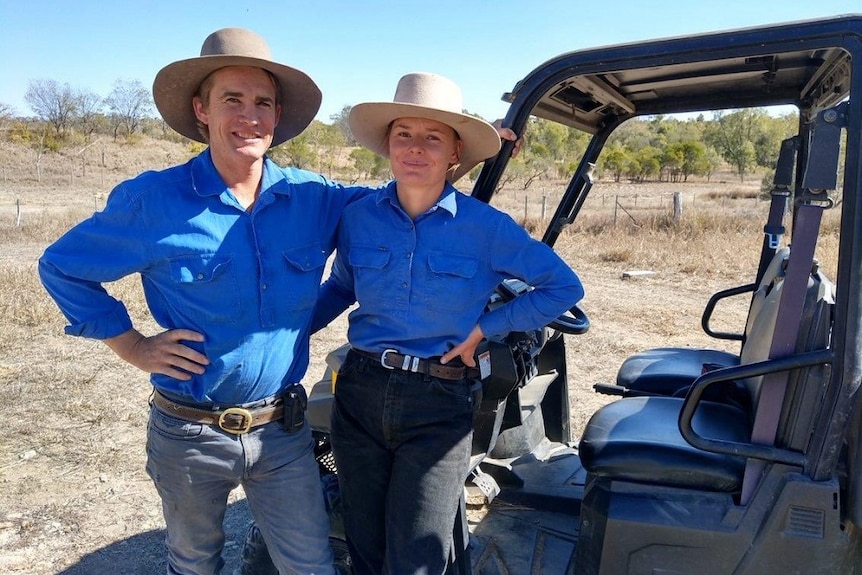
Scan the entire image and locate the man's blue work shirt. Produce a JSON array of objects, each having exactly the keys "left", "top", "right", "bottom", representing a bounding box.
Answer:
[
  {"left": 312, "top": 181, "right": 584, "bottom": 358},
  {"left": 39, "top": 149, "right": 370, "bottom": 404}
]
